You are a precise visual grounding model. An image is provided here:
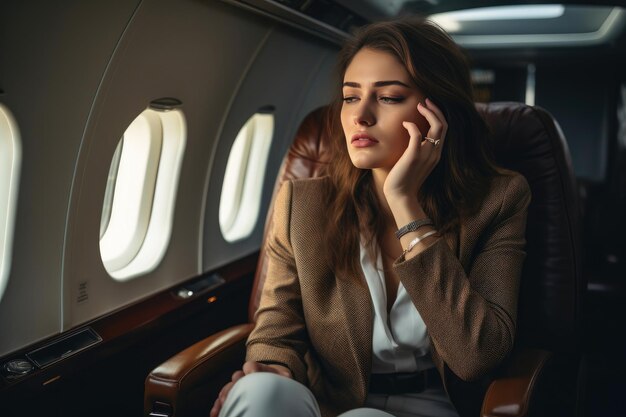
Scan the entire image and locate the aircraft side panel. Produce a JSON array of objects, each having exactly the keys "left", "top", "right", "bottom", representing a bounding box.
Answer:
[
  {"left": 201, "top": 26, "right": 337, "bottom": 271},
  {"left": 62, "top": 1, "right": 337, "bottom": 329},
  {"left": 0, "top": 1, "right": 141, "bottom": 356}
]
